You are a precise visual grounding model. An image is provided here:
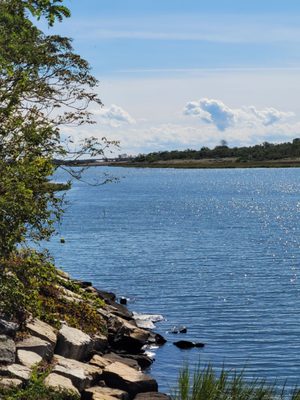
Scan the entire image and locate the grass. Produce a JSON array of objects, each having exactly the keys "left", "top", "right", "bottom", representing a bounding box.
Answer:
[{"left": 172, "top": 364, "right": 300, "bottom": 400}]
